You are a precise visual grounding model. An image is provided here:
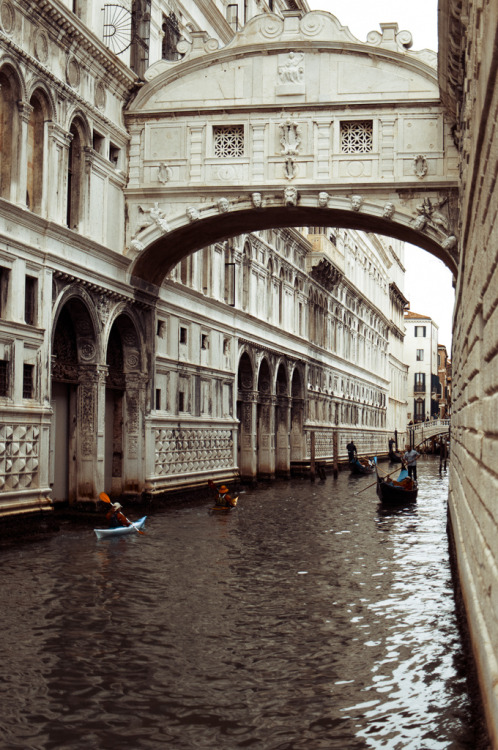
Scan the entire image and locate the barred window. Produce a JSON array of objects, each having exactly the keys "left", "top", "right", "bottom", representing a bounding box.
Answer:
[
  {"left": 340, "top": 121, "right": 373, "bottom": 154},
  {"left": 0, "top": 360, "right": 8, "bottom": 397},
  {"left": 213, "top": 126, "right": 244, "bottom": 157},
  {"left": 23, "top": 363, "right": 34, "bottom": 399}
]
